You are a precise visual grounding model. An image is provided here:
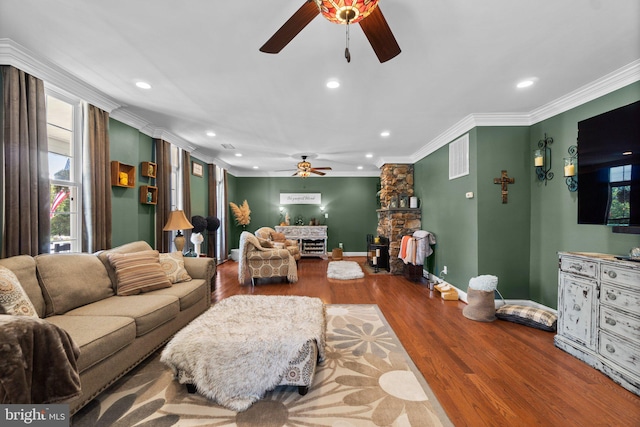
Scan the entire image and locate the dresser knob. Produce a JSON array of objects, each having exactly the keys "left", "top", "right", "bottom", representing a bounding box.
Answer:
[
  {"left": 607, "top": 270, "right": 617, "bottom": 279},
  {"left": 570, "top": 263, "right": 583, "bottom": 271},
  {"left": 573, "top": 304, "right": 581, "bottom": 312},
  {"left": 605, "top": 344, "right": 616, "bottom": 354},
  {"left": 606, "top": 292, "right": 617, "bottom": 301},
  {"left": 605, "top": 317, "right": 617, "bottom": 326}
]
